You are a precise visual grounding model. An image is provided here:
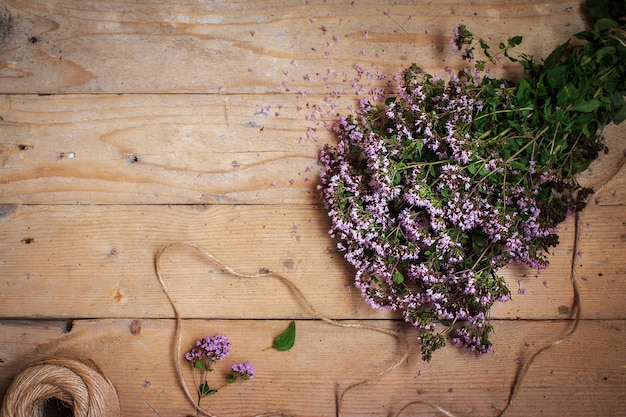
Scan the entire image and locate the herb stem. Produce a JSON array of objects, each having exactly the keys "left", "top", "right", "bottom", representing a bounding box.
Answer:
[
  {"left": 400, "top": 159, "right": 453, "bottom": 170},
  {"left": 473, "top": 107, "right": 534, "bottom": 123},
  {"left": 504, "top": 134, "right": 540, "bottom": 164}
]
